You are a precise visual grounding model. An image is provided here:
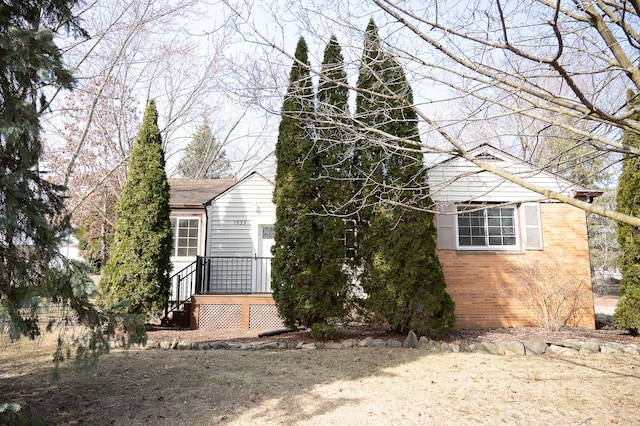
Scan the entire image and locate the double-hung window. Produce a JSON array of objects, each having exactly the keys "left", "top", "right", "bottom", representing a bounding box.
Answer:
[
  {"left": 456, "top": 205, "right": 517, "bottom": 249},
  {"left": 170, "top": 217, "right": 200, "bottom": 257}
]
